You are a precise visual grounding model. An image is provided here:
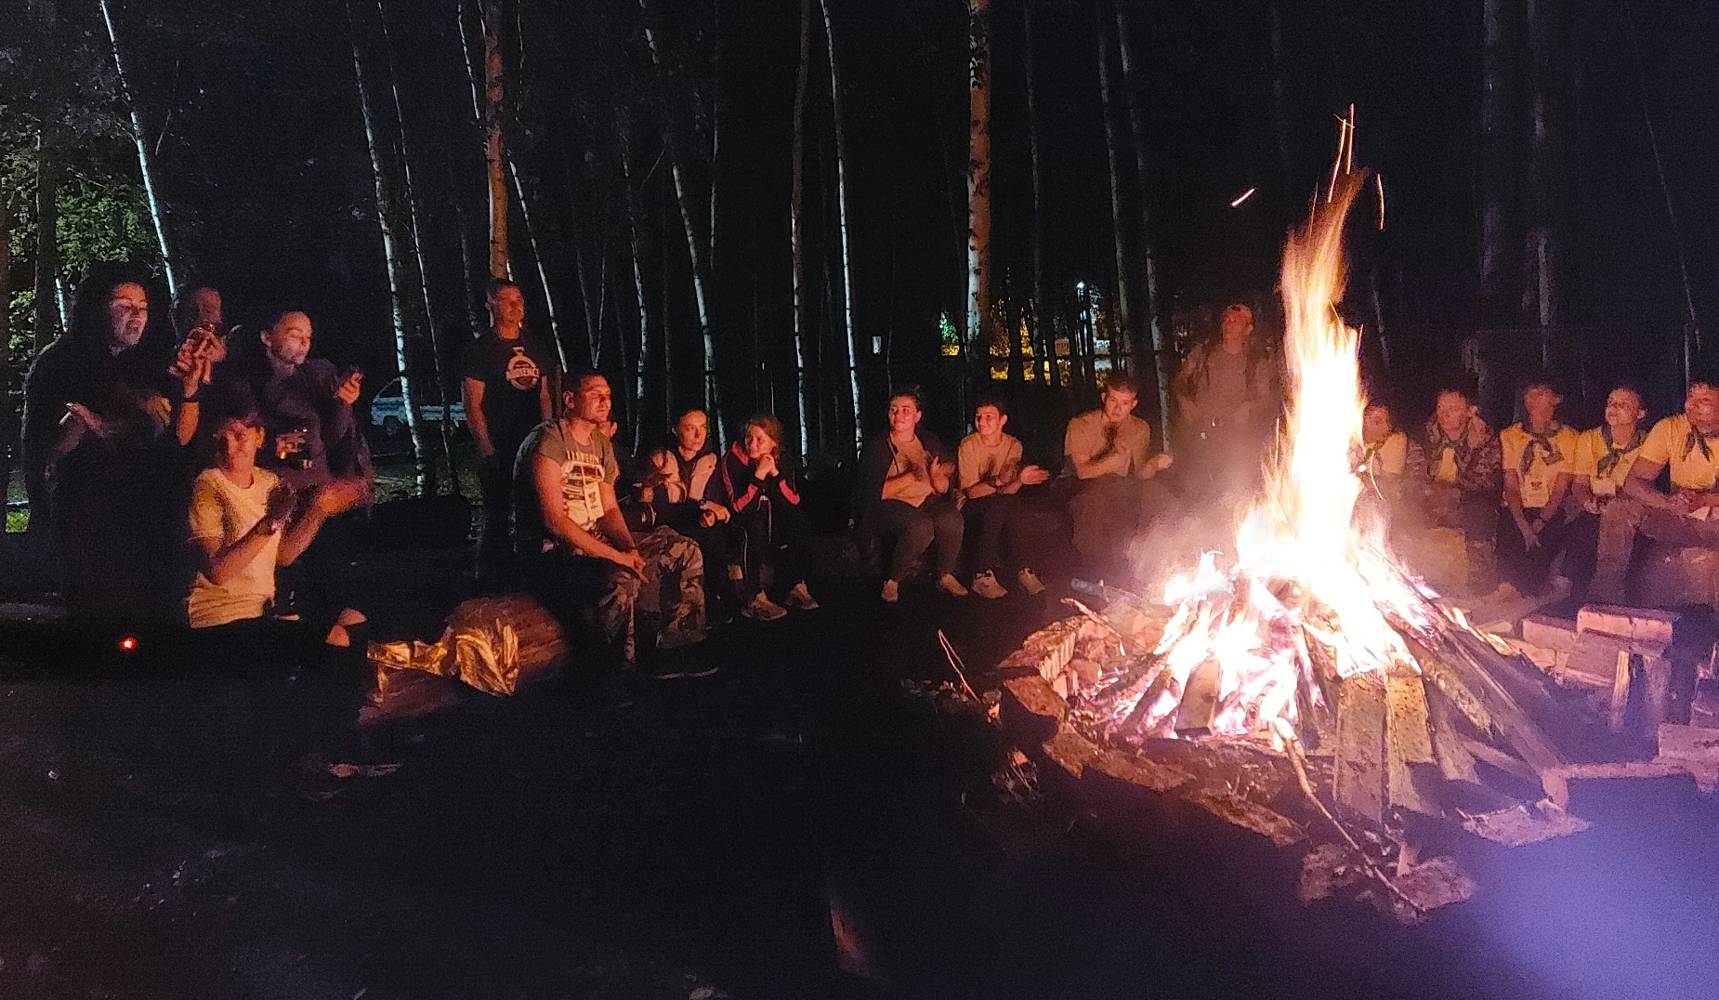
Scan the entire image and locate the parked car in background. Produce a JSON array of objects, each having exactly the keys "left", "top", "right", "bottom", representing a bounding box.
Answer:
[{"left": 370, "top": 376, "right": 466, "bottom": 436}]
